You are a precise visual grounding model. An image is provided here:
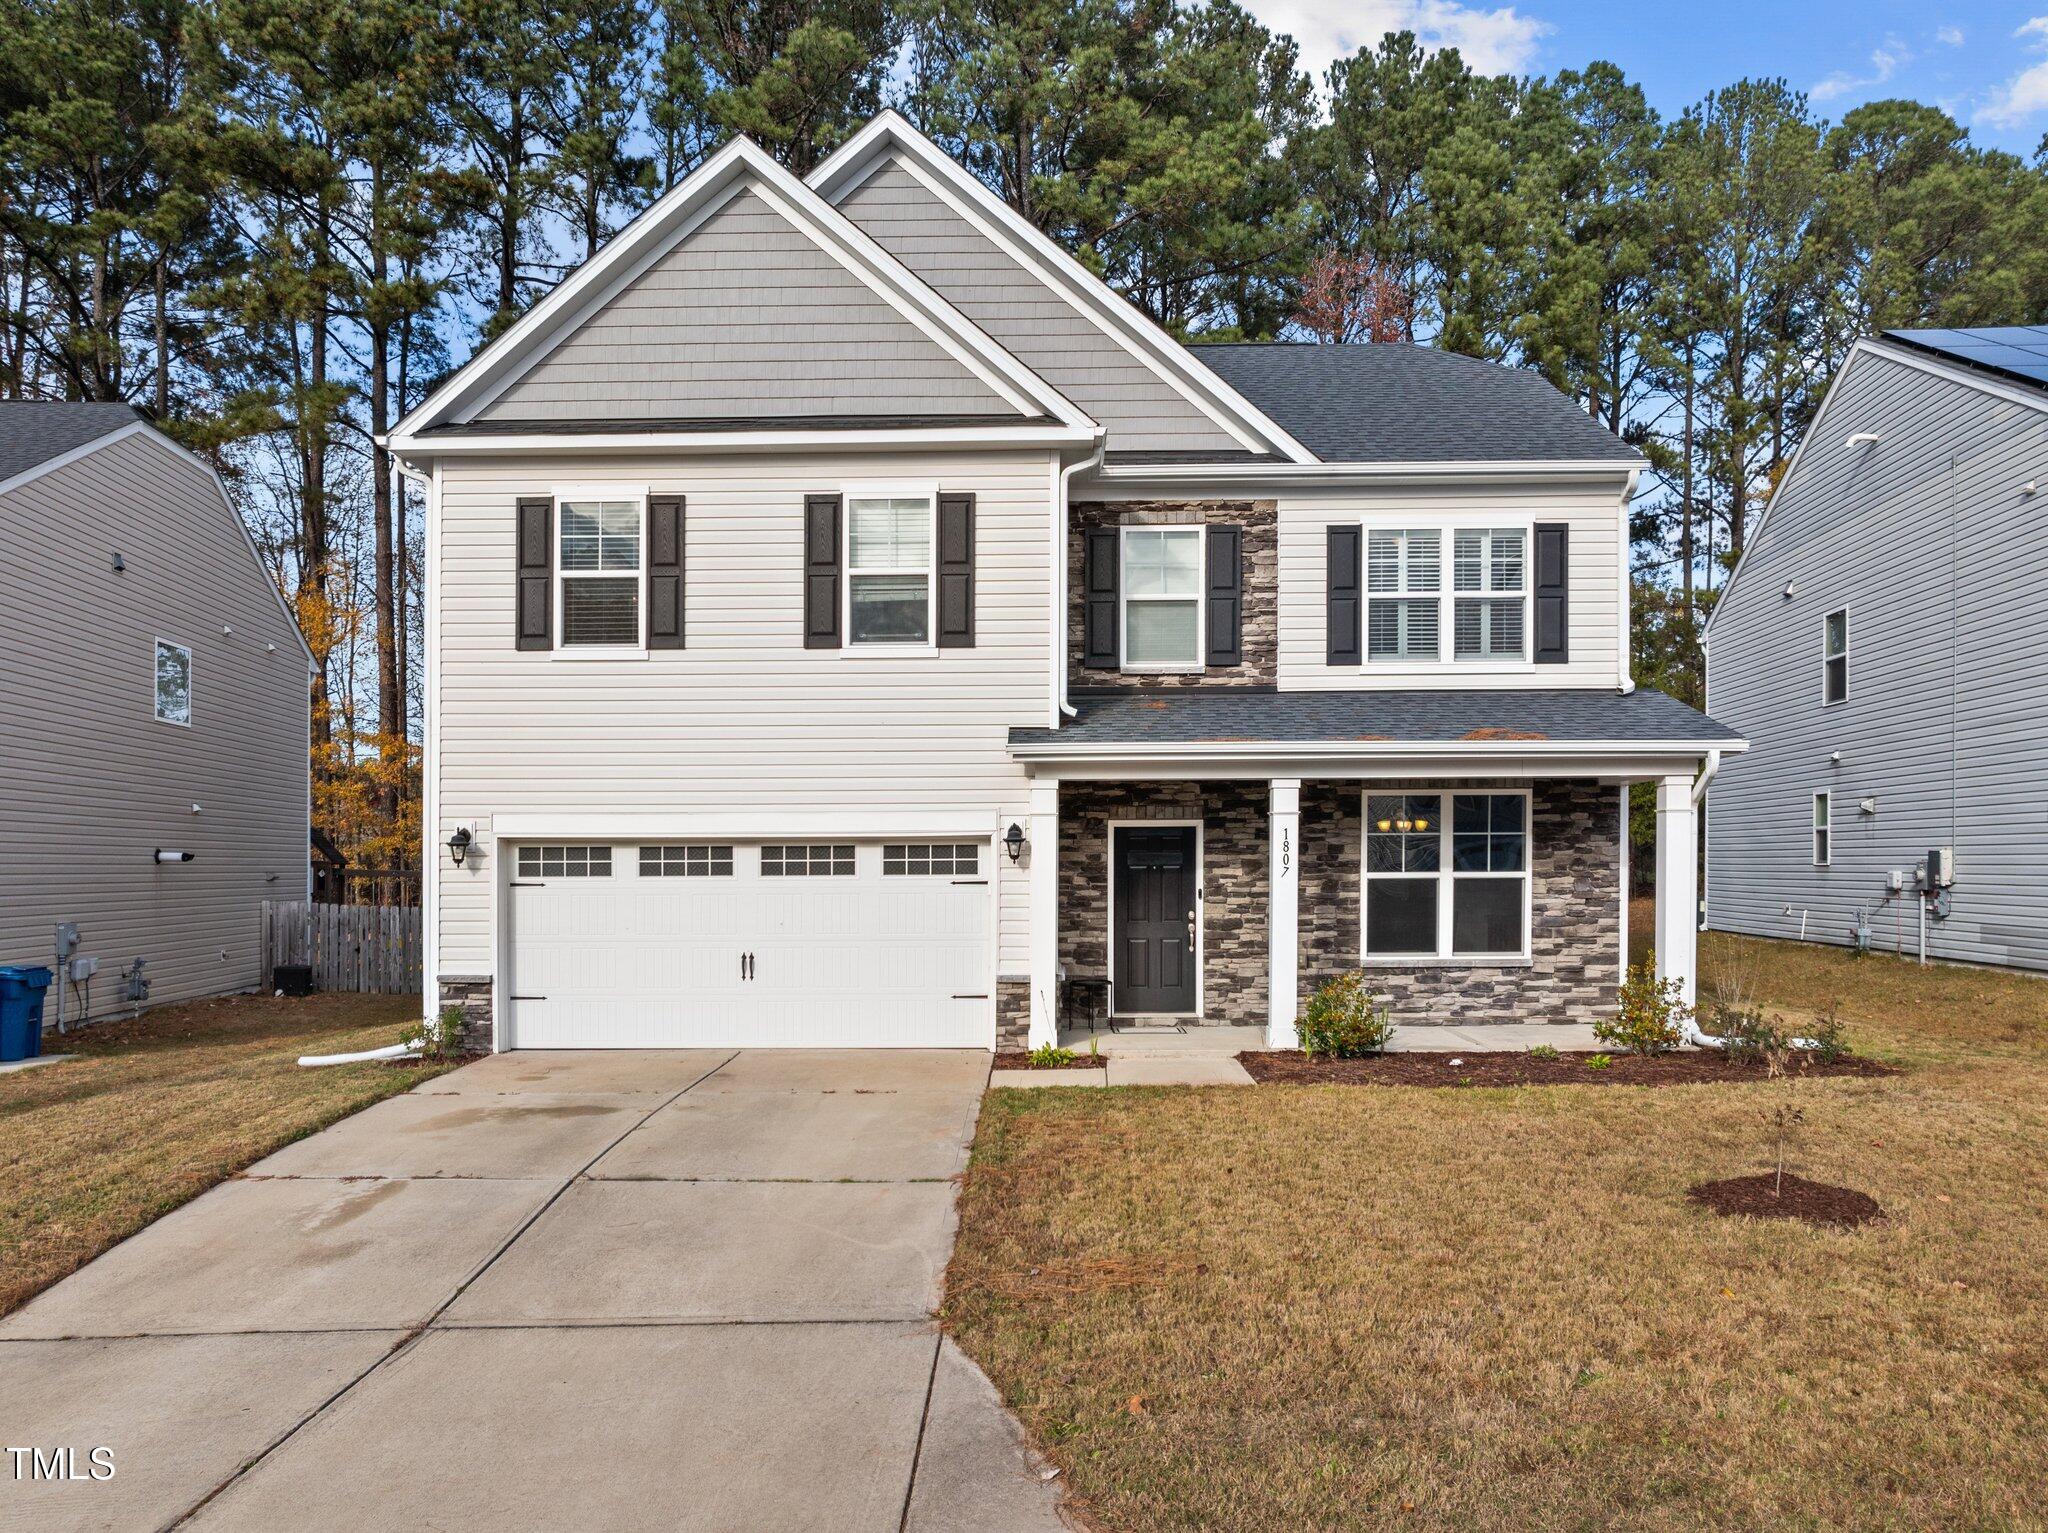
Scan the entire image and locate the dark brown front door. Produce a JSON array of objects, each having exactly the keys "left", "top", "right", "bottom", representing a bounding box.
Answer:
[{"left": 1114, "top": 826, "right": 1197, "bottom": 1014}]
